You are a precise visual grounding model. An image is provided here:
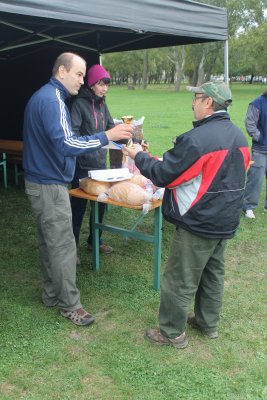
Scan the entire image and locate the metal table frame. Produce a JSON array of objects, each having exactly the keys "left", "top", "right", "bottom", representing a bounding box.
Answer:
[{"left": 69, "top": 188, "right": 162, "bottom": 290}]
